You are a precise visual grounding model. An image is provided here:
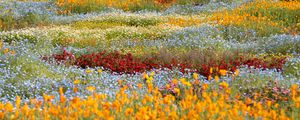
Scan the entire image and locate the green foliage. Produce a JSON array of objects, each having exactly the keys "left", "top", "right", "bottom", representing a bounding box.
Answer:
[
  {"left": 55, "top": 0, "right": 218, "bottom": 14},
  {"left": 71, "top": 21, "right": 124, "bottom": 29},
  {"left": 176, "top": 0, "right": 210, "bottom": 5},
  {"left": 0, "top": 11, "right": 47, "bottom": 31},
  {"left": 104, "top": 26, "right": 169, "bottom": 42},
  {"left": 283, "top": 58, "right": 300, "bottom": 79},
  {"left": 71, "top": 15, "right": 162, "bottom": 29},
  {"left": 0, "top": 33, "right": 38, "bottom": 43},
  {"left": 8, "top": 56, "right": 63, "bottom": 81},
  {"left": 51, "top": 31, "right": 70, "bottom": 46},
  {"left": 56, "top": 0, "right": 164, "bottom": 13},
  {"left": 230, "top": 73, "right": 291, "bottom": 102}
]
